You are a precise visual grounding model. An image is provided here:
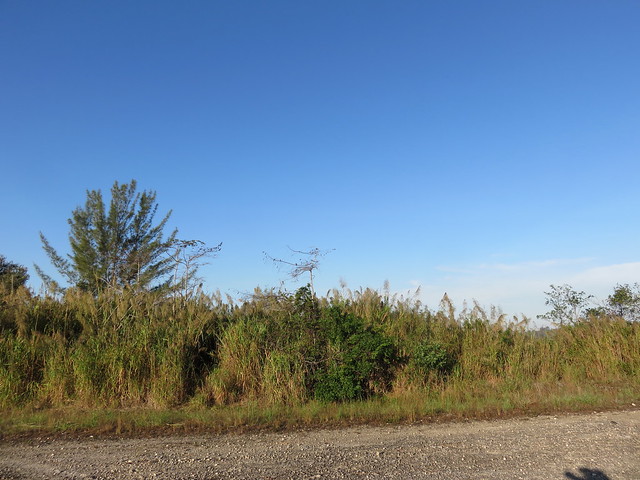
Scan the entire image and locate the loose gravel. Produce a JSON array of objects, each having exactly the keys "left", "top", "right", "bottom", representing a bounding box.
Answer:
[{"left": 1, "top": 409, "right": 638, "bottom": 479}]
